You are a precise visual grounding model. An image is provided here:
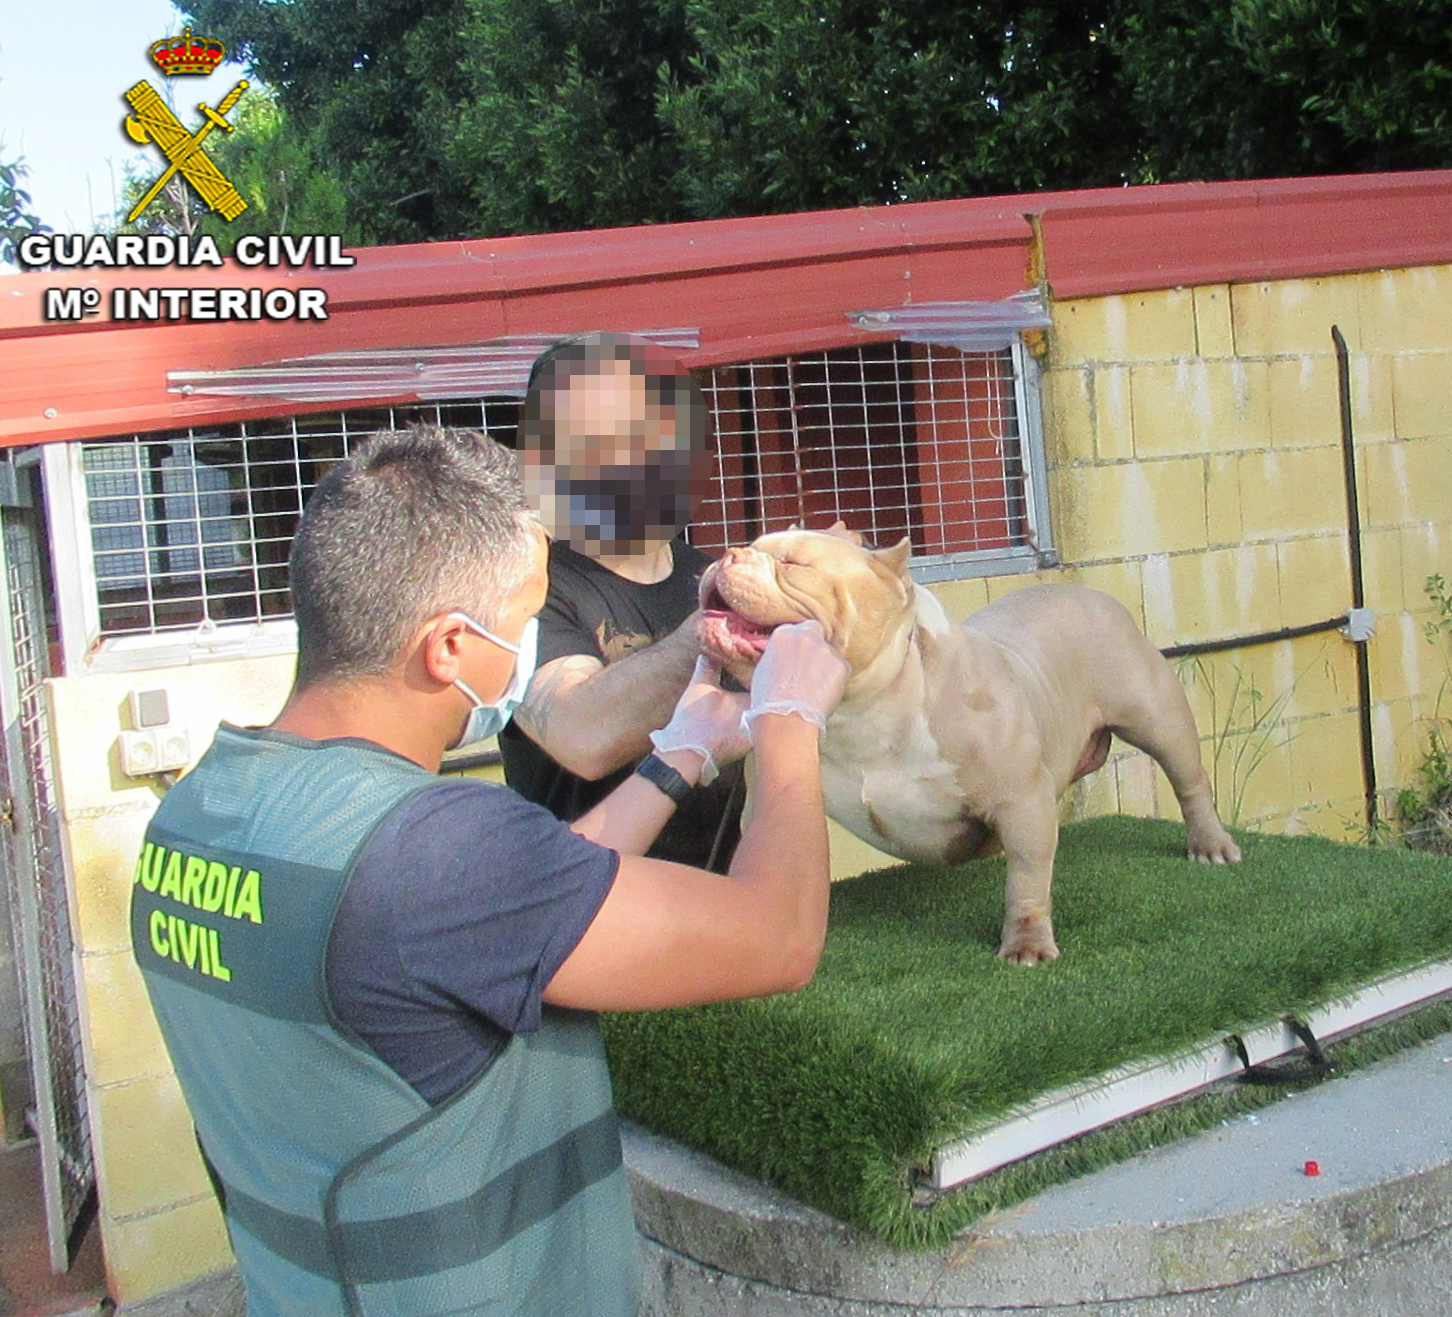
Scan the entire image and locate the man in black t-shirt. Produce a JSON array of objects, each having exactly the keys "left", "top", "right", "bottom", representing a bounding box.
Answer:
[{"left": 501, "top": 334, "right": 745, "bottom": 870}]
